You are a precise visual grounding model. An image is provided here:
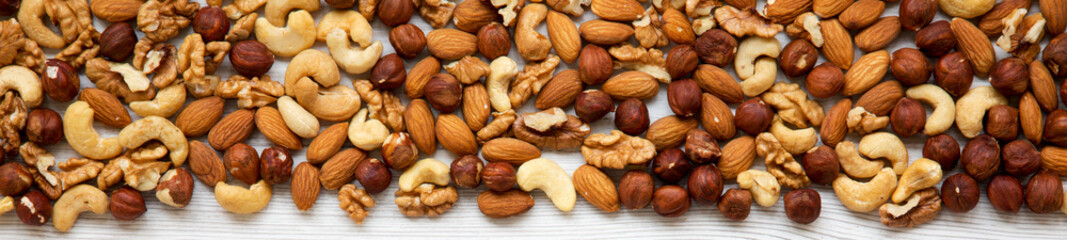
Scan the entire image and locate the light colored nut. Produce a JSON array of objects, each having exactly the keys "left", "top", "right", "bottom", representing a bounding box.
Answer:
[
  {"left": 756, "top": 133, "right": 810, "bottom": 189},
  {"left": 276, "top": 96, "right": 319, "bottom": 139},
  {"left": 487, "top": 57, "right": 519, "bottom": 112},
  {"left": 905, "top": 84, "right": 956, "bottom": 136},
  {"left": 836, "top": 141, "right": 884, "bottom": 179},
  {"left": 858, "top": 132, "right": 908, "bottom": 175},
  {"left": 514, "top": 3, "right": 552, "bottom": 61},
  {"left": 52, "top": 185, "right": 108, "bottom": 232},
  {"left": 760, "top": 82, "right": 825, "bottom": 128},
  {"left": 63, "top": 101, "right": 123, "bottom": 160},
  {"left": 316, "top": 10, "right": 372, "bottom": 45},
  {"left": 0, "top": 66, "right": 44, "bottom": 108},
  {"left": 769, "top": 116, "right": 817, "bottom": 155},
  {"left": 834, "top": 167, "right": 898, "bottom": 212},
  {"left": 398, "top": 158, "right": 451, "bottom": 191},
  {"left": 735, "top": 37, "right": 780, "bottom": 96},
  {"left": 118, "top": 116, "right": 189, "bottom": 166},
  {"left": 254, "top": 10, "right": 315, "bottom": 57},
  {"left": 215, "top": 180, "right": 272, "bottom": 214},
  {"left": 955, "top": 86, "right": 1008, "bottom": 138},
  {"left": 737, "top": 169, "right": 781, "bottom": 207},
  {"left": 846, "top": 107, "right": 889, "bottom": 135},
  {"left": 17, "top": 0, "right": 92, "bottom": 49},
  {"left": 581, "top": 130, "right": 656, "bottom": 169},
  {"left": 264, "top": 0, "right": 319, "bottom": 25},
  {"left": 609, "top": 44, "right": 671, "bottom": 84},
  {"left": 129, "top": 84, "right": 185, "bottom": 118},
  {"left": 516, "top": 158, "right": 576, "bottom": 212},
  {"left": 348, "top": 109, "right": 390, "bottom": 151},
  {"left": 938, "top": 0, "right": 994, "bottom": 19},
  {"left": 892, "top": 158, "right": 943, "bottom": 203},
  {"left": 284, "top": 50, "right": 340, "bottom": 95},
  {"left": 325, "top": 27, "right": 383, "bottom": 75}
]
